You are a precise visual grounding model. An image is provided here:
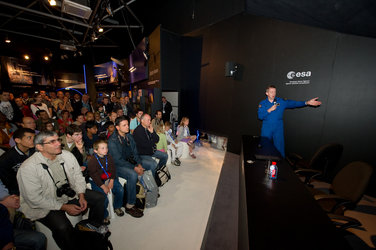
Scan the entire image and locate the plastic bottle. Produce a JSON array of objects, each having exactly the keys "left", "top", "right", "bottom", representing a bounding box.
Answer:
[{"left": 269, "top": 161, "right": 278, "bottom": 180}]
